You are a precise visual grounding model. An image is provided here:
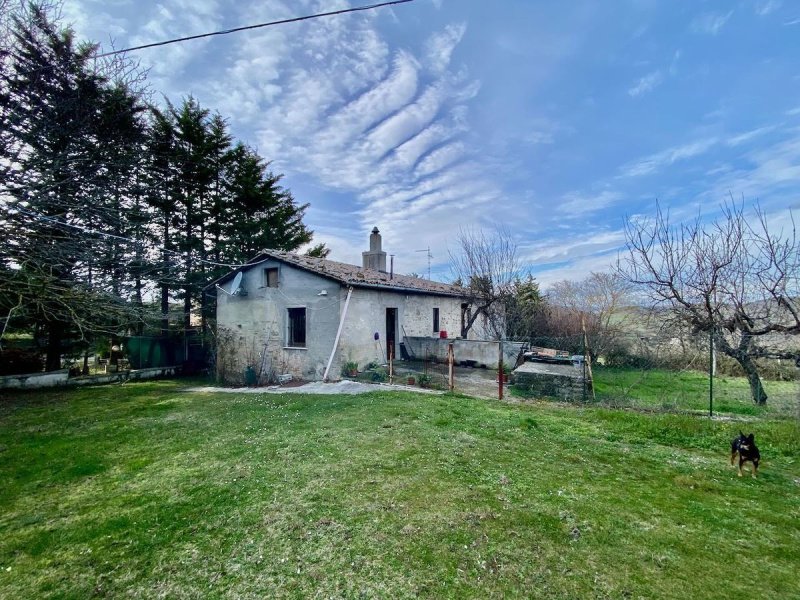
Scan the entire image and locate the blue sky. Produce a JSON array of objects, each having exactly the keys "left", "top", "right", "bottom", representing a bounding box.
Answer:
[{"left": 63, "top": 0, "right": 800, "bottom": 286}]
